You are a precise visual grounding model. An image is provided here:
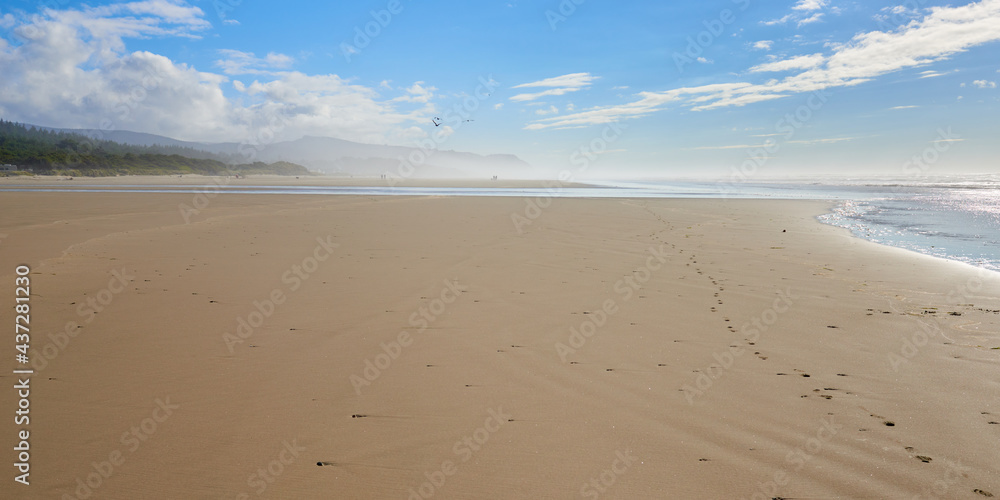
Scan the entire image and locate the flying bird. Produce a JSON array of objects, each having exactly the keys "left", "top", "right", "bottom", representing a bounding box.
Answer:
[{"left": 431, "top": 117, "right": 442, "bottom": 127}]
